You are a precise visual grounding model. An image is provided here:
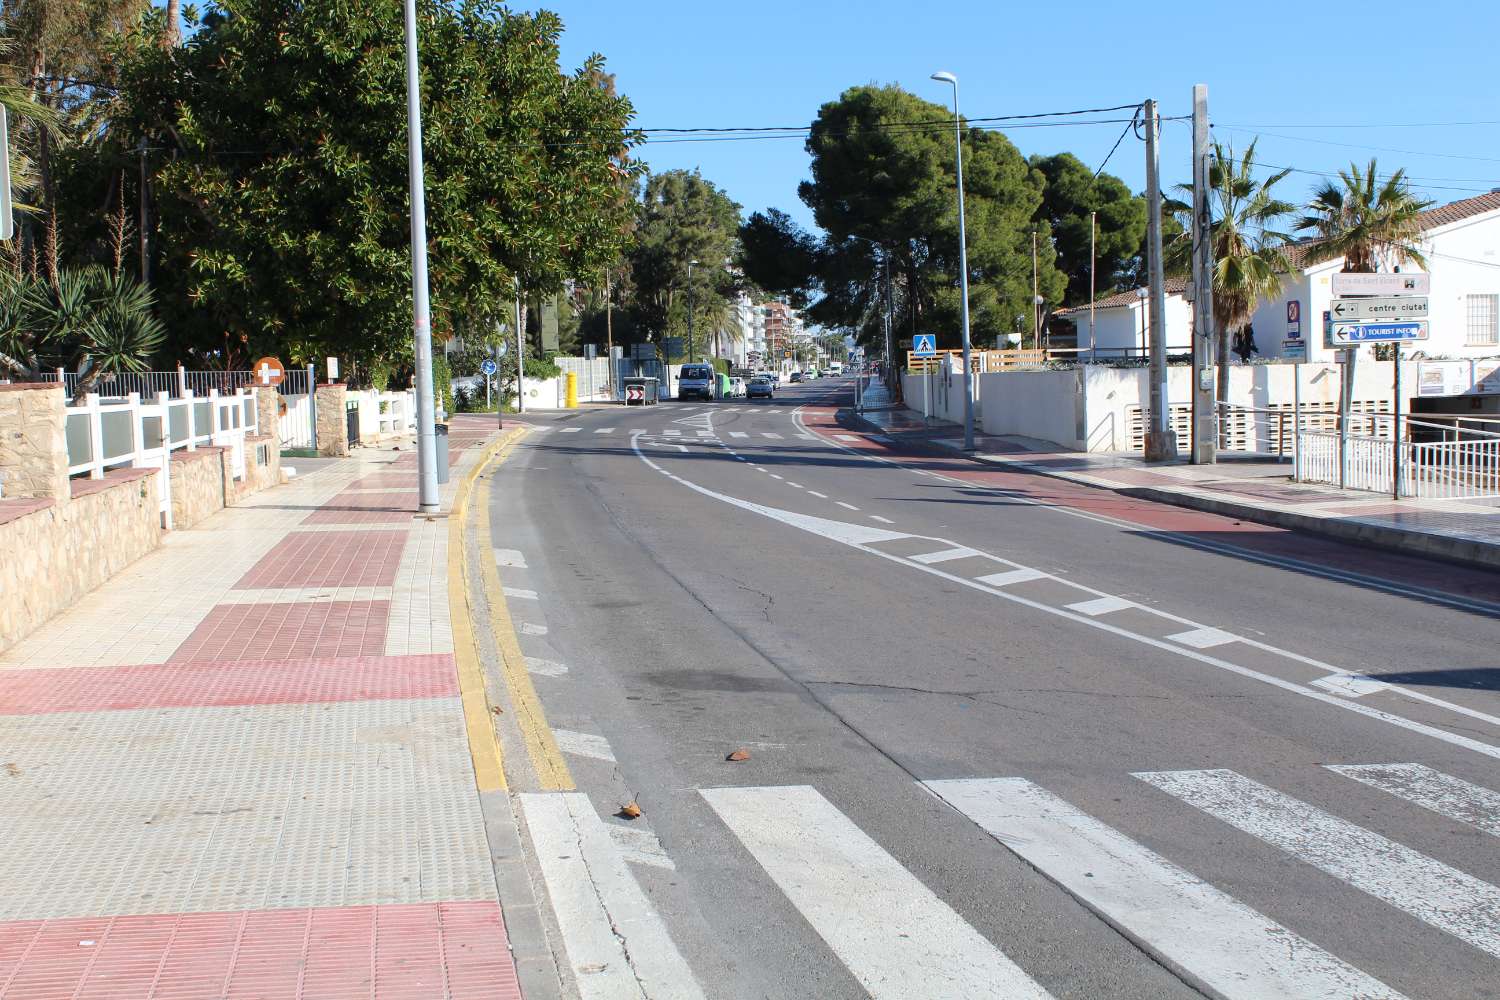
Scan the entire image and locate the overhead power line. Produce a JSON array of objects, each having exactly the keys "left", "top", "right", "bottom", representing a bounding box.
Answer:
[{"left": 1215, "top": 125, "right": 1500, "bottom": 166}]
